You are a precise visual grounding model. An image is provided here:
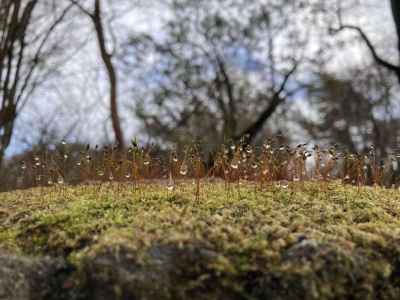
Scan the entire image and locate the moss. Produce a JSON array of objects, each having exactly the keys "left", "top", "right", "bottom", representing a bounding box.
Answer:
[{"left": 1, "top": 181, "right": 400, "bottom": 299}]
